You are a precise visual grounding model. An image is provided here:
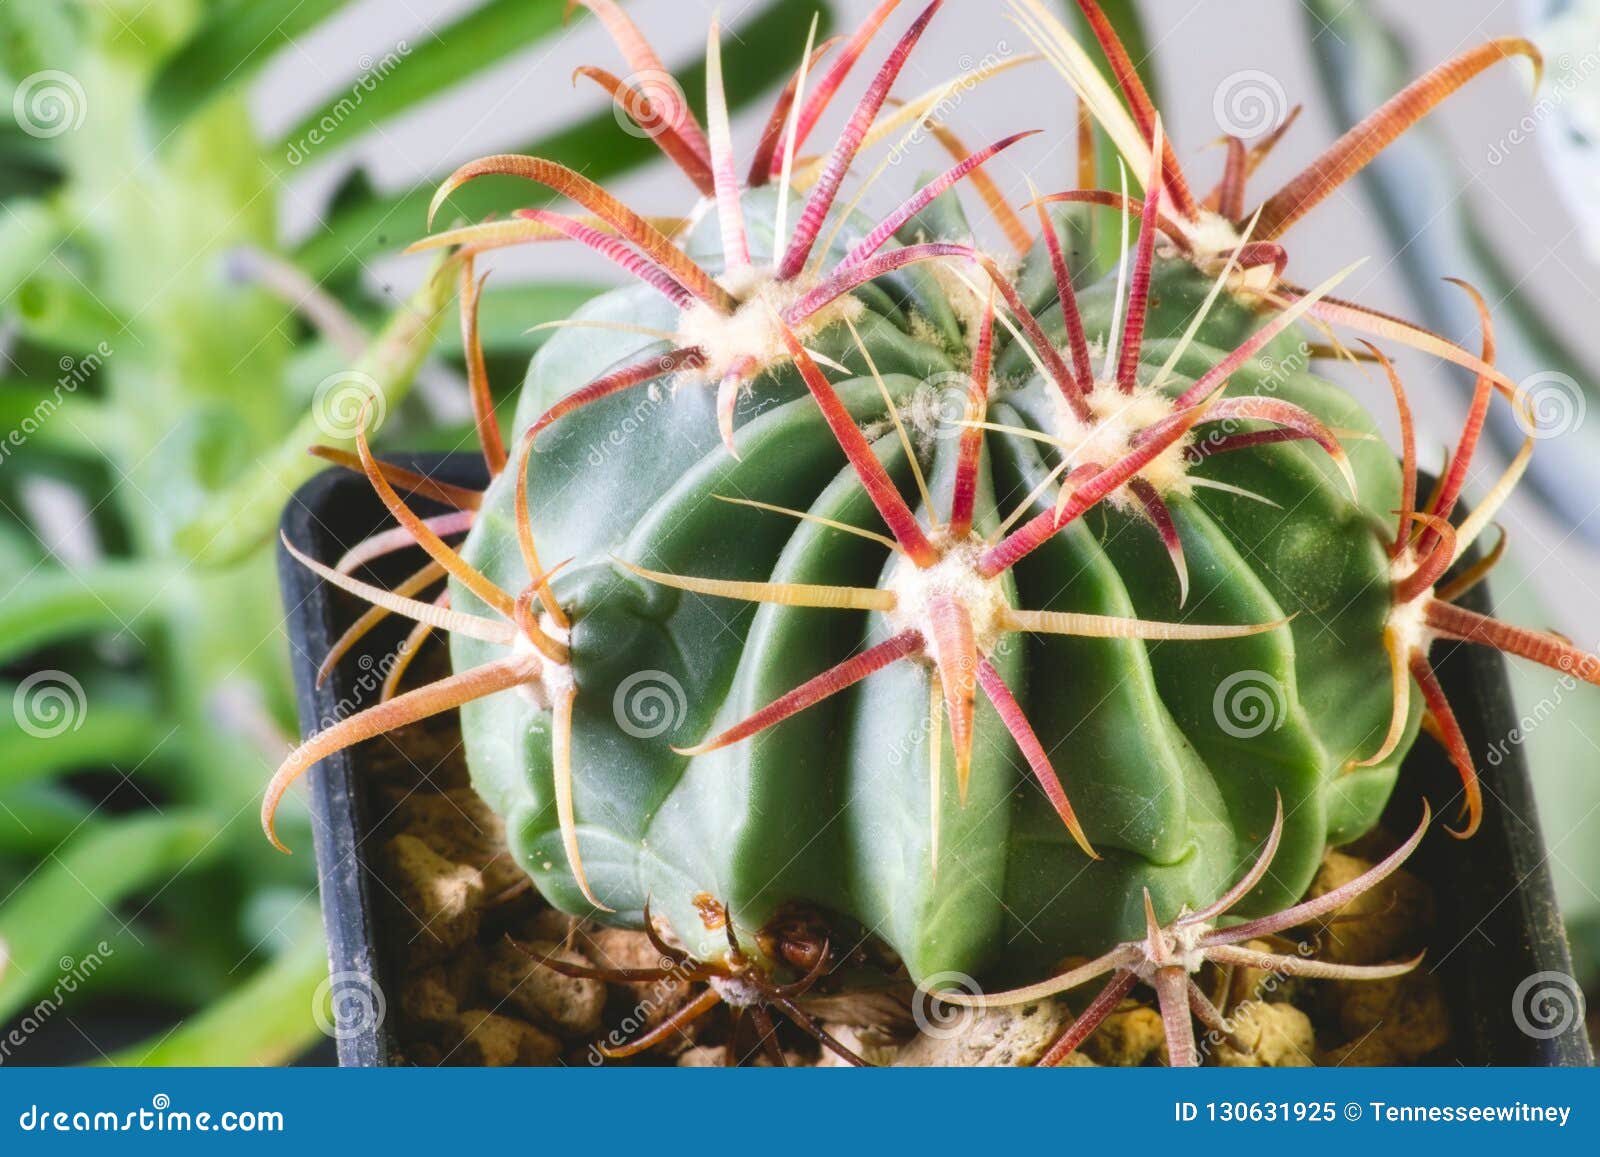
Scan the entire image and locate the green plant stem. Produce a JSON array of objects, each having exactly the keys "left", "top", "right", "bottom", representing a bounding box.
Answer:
[
  {"left": 11, "top": 270, "right": 128, "bottom": 352},
  {"left": 0, "top": 199, "right": 63, "bottom": 299},
  {"left": 295, "top": 0, "right": 833, "bottom": 279},
  {"left": 0, "top": 812, "right": 214, "bottom": 1022},
  {"left": 0, "top": 698, "right": 174, "bottom": 792},
  {"left": 0, "top": 784, "right": 89, "bottom": 856},
  {"left": 0, "top": 562, "right": 170, "bottom": 665},
  {"left": 0, "top": 380, "right": 115, "bottom": 456},
  {"left": 175, "top": 257, "right": 455, "bottom": 566}
]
